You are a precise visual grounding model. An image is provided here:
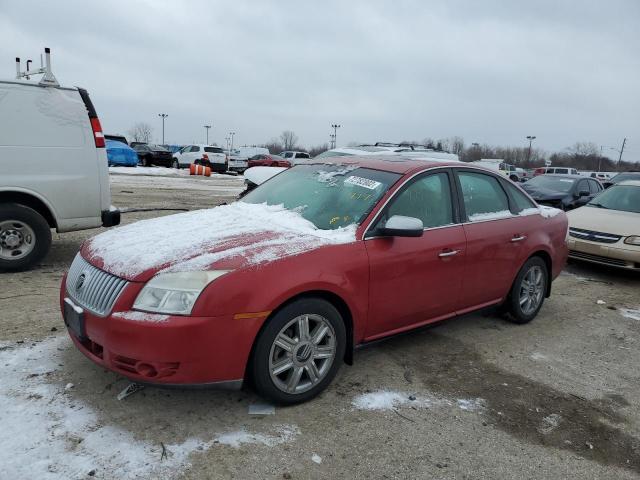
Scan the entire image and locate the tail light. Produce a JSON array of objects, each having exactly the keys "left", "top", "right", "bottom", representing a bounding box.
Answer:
[{"left": 90, "top": 117, "right": 105, "bottom": 148}]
